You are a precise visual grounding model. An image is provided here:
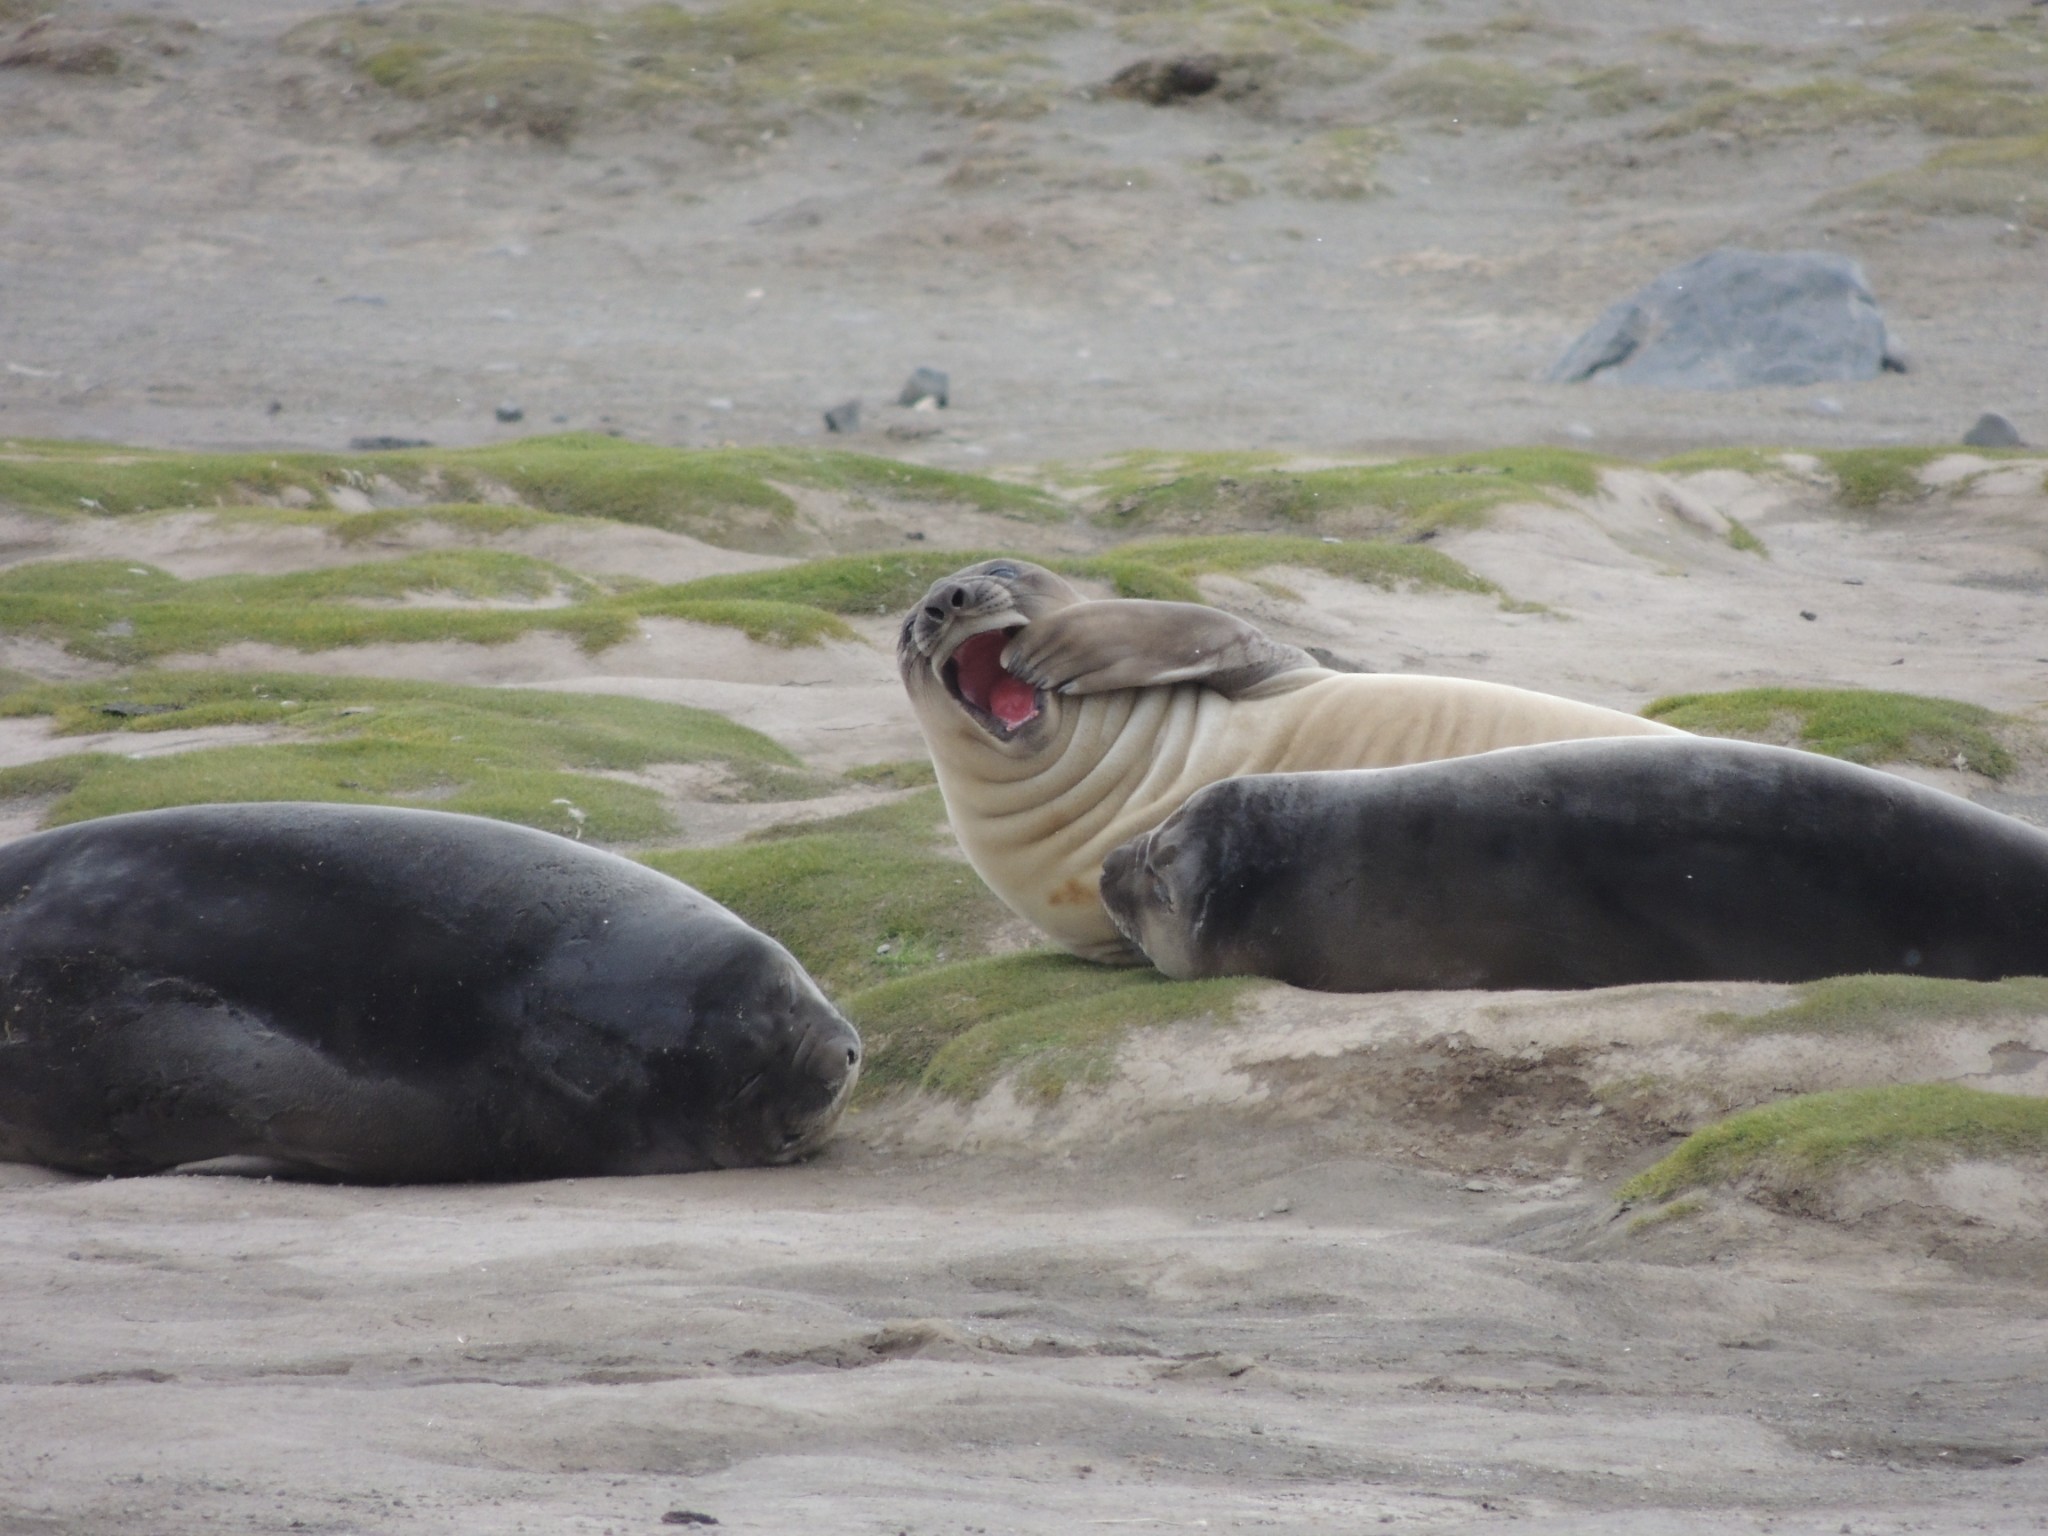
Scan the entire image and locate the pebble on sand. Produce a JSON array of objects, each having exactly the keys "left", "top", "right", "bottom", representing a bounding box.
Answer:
[
  {"left": 898, "top": 367, "right": 949, "bottom": 408},
  {"left": 1962, "top": 411, "right": 2024, "bottom": 448}
]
